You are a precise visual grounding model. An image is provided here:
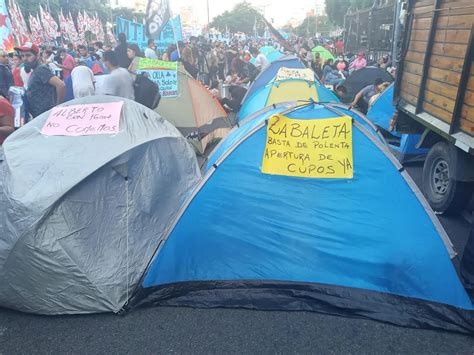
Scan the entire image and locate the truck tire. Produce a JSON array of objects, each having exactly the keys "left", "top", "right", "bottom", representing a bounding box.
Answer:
[{"left": 422, "top": 142, "right": 471, "bottom": 214}]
